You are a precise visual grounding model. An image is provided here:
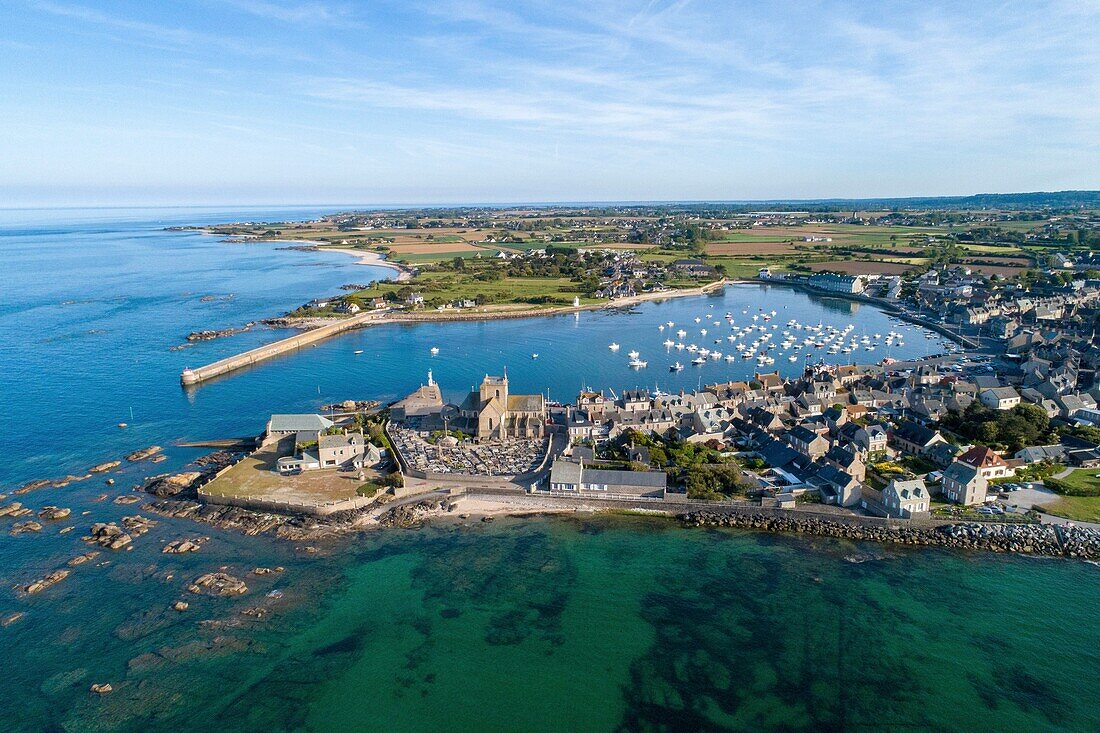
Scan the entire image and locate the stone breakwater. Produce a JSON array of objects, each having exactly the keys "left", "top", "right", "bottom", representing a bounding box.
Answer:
[{"left": 680, "top": 511, "right": 1100, "bottom": 560}]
